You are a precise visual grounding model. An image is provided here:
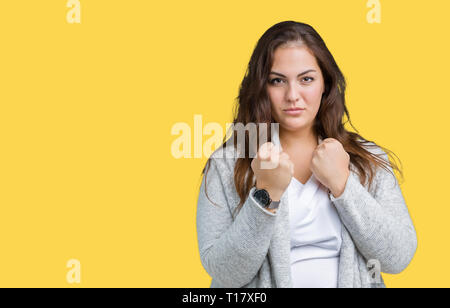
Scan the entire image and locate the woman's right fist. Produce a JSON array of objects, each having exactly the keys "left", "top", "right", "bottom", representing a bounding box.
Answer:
[{"left": 250, "top": 142, "right": 294, "bottom": 201}]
